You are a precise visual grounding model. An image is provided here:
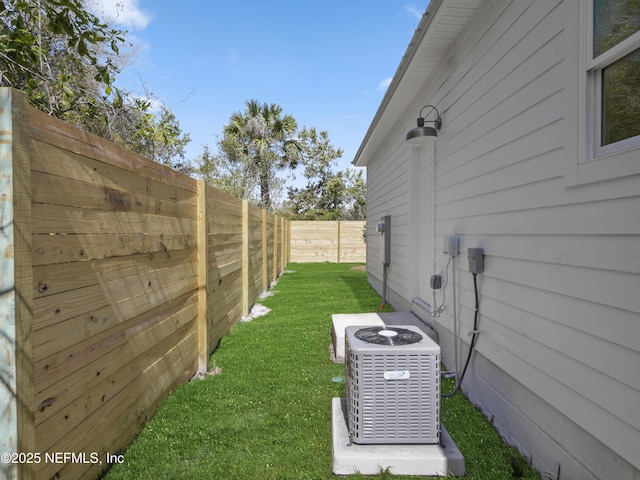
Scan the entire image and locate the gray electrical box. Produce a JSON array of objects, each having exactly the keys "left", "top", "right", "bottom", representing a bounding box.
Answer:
[
  {"left": 468, "top": 248, "right": 484, "bottom": 274},
  {"left": 444, "top": 235, "right": 459, "bottom": 257},
  {"left": 378, "top": 215, "right": 391, "bottom": 265}
]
